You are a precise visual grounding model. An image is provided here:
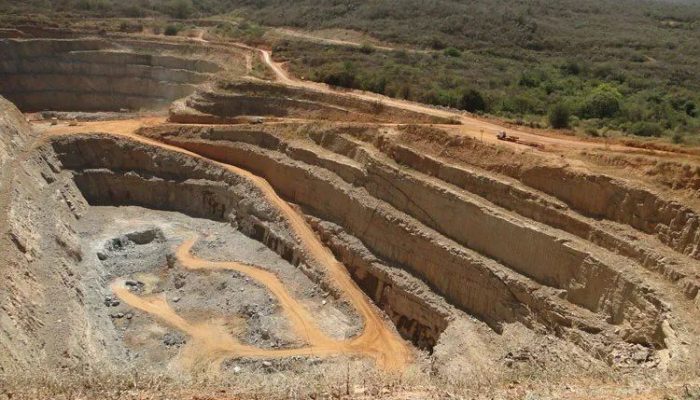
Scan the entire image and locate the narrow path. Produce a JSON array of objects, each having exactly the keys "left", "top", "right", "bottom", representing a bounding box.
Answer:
[{"left": 270, "top": 28, "right": 427, "bottom": 53}]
